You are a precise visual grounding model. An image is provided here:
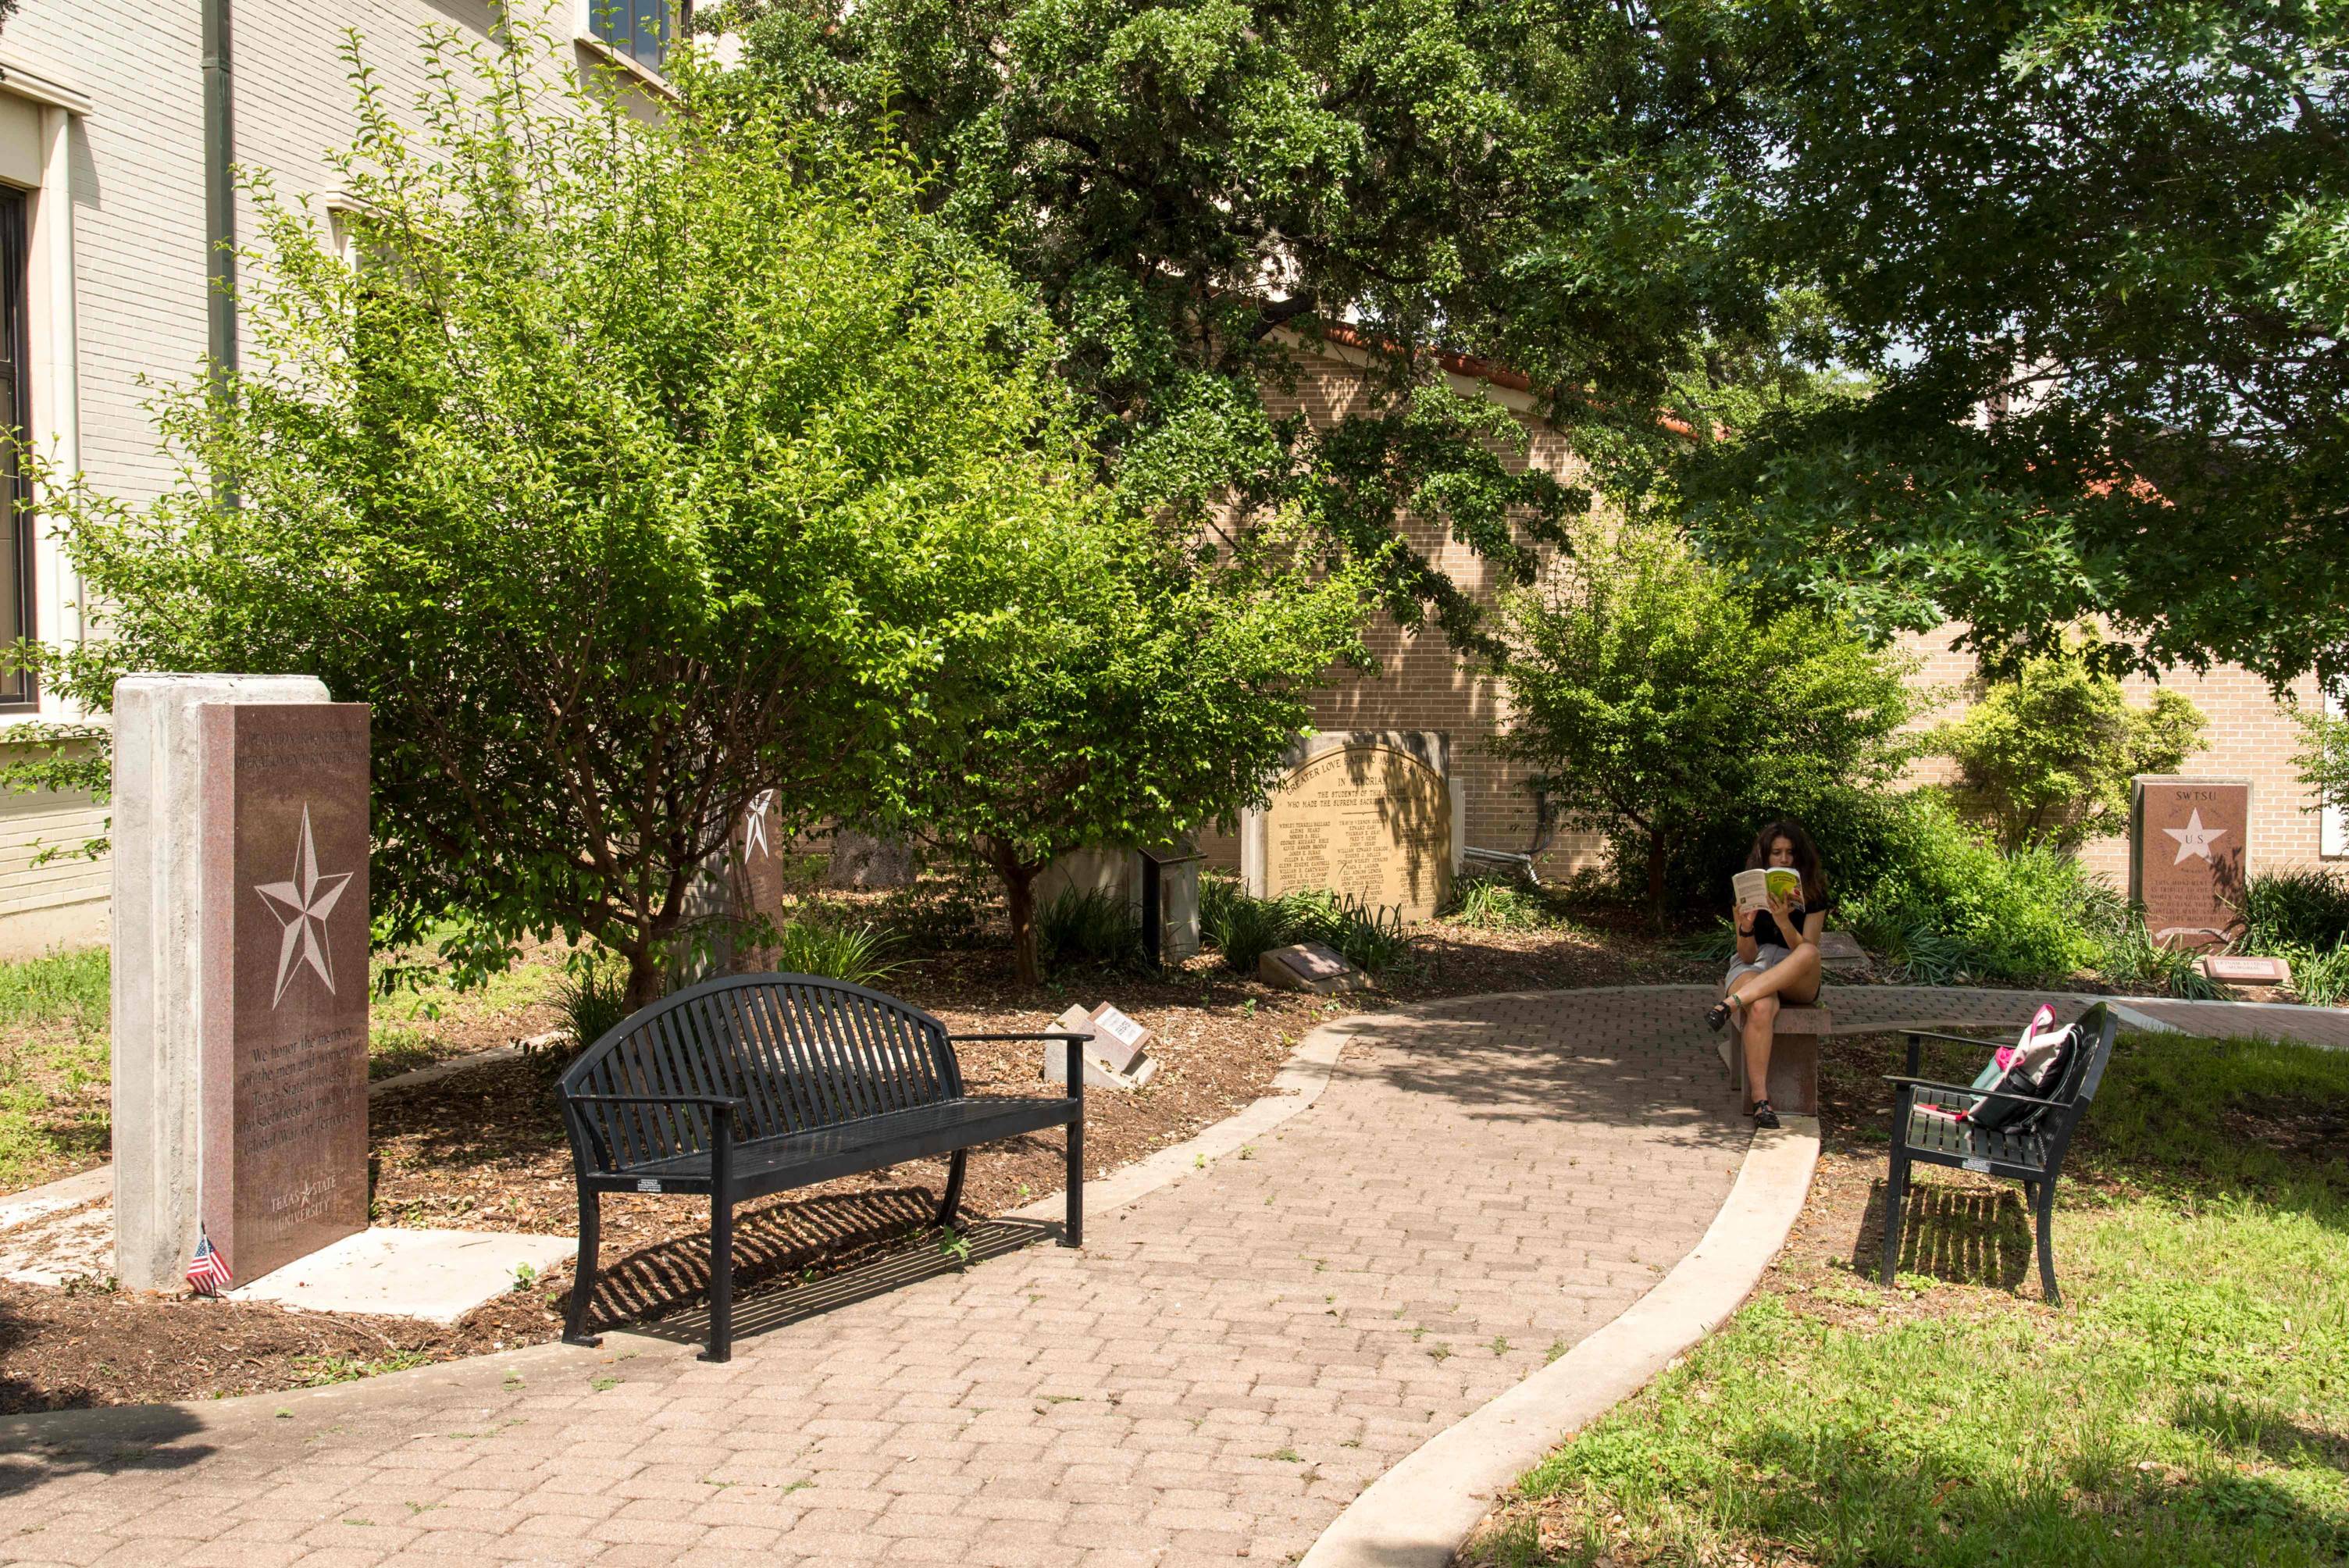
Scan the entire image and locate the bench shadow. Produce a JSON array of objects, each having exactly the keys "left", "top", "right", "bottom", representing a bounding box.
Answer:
[
  {"left": 571, "top": 1184, "right": 1055, "bottom": 1342},
  {"left": 1856, "top": 1175, "right": 2034, "bottom": 1292},
  {"left": 620, "top": 1215, "right": 1057, "bottom": 1351}
]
